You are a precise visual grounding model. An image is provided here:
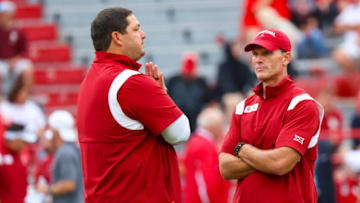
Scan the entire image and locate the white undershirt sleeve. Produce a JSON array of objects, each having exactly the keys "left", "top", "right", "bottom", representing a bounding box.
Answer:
[{"left": 161, "top": 114, "right": 191, "bottom": 145}]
